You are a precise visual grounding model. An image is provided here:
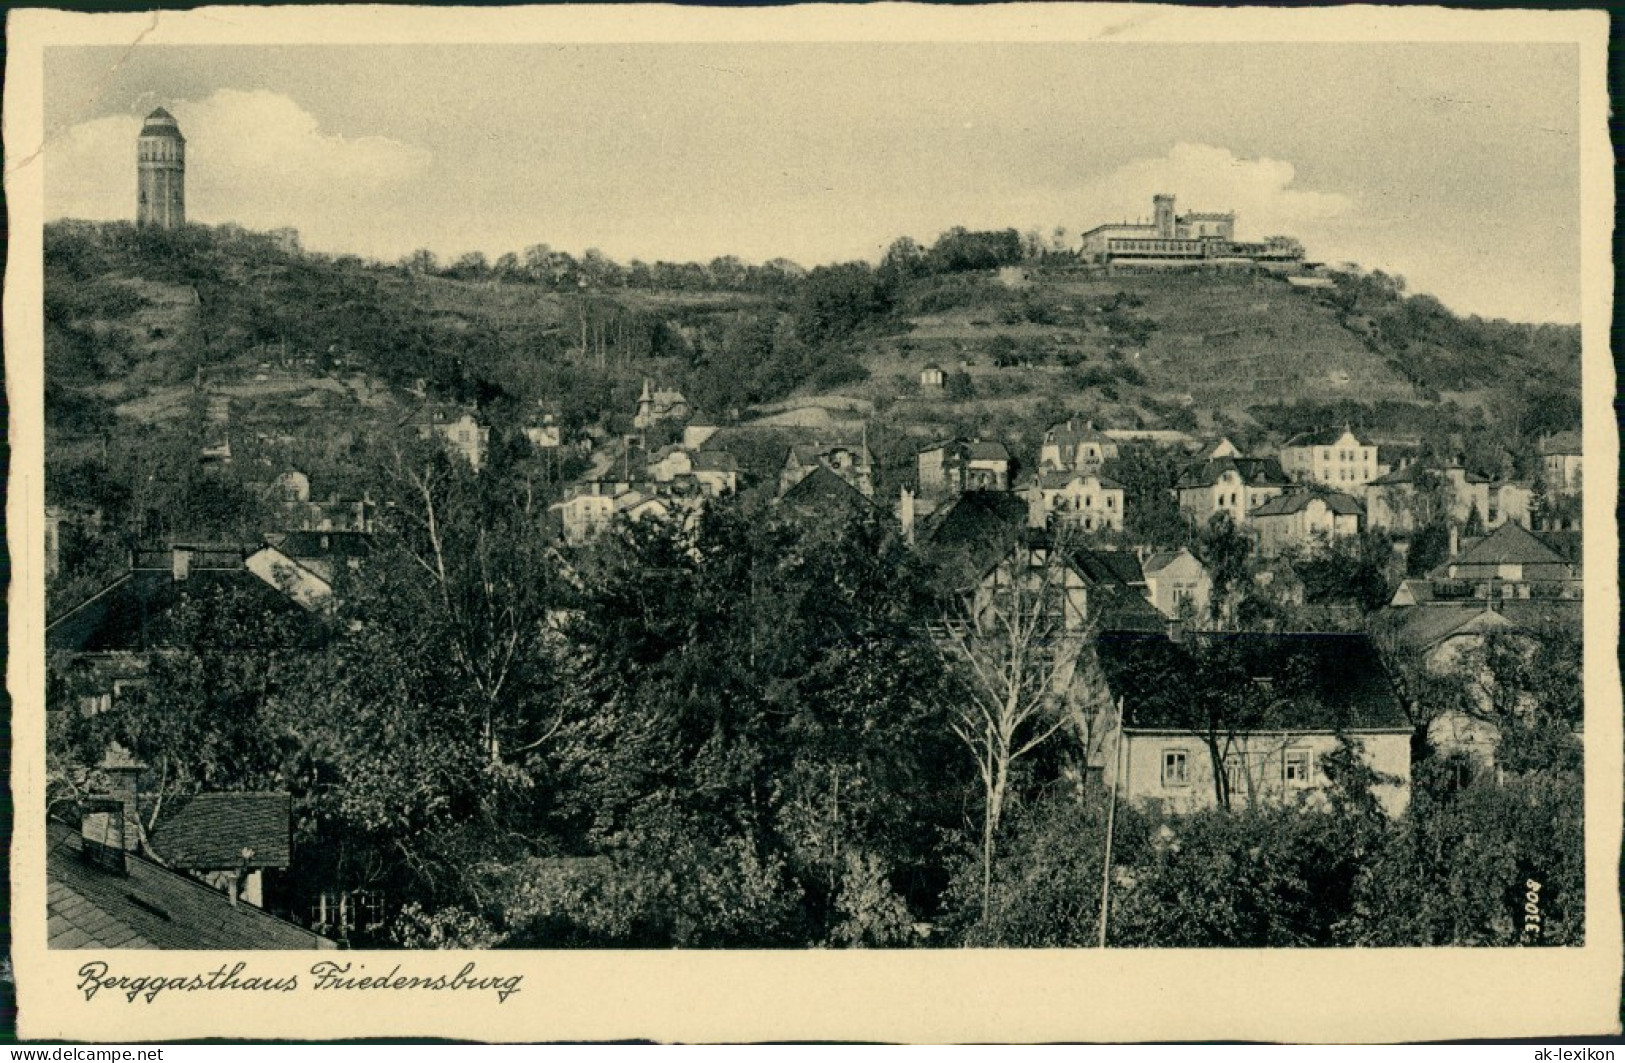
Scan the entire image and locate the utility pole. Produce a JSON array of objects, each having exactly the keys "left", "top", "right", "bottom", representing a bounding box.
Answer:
[{"left": 1097, "top": 695, "right": 1124, "bottom": 949}]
